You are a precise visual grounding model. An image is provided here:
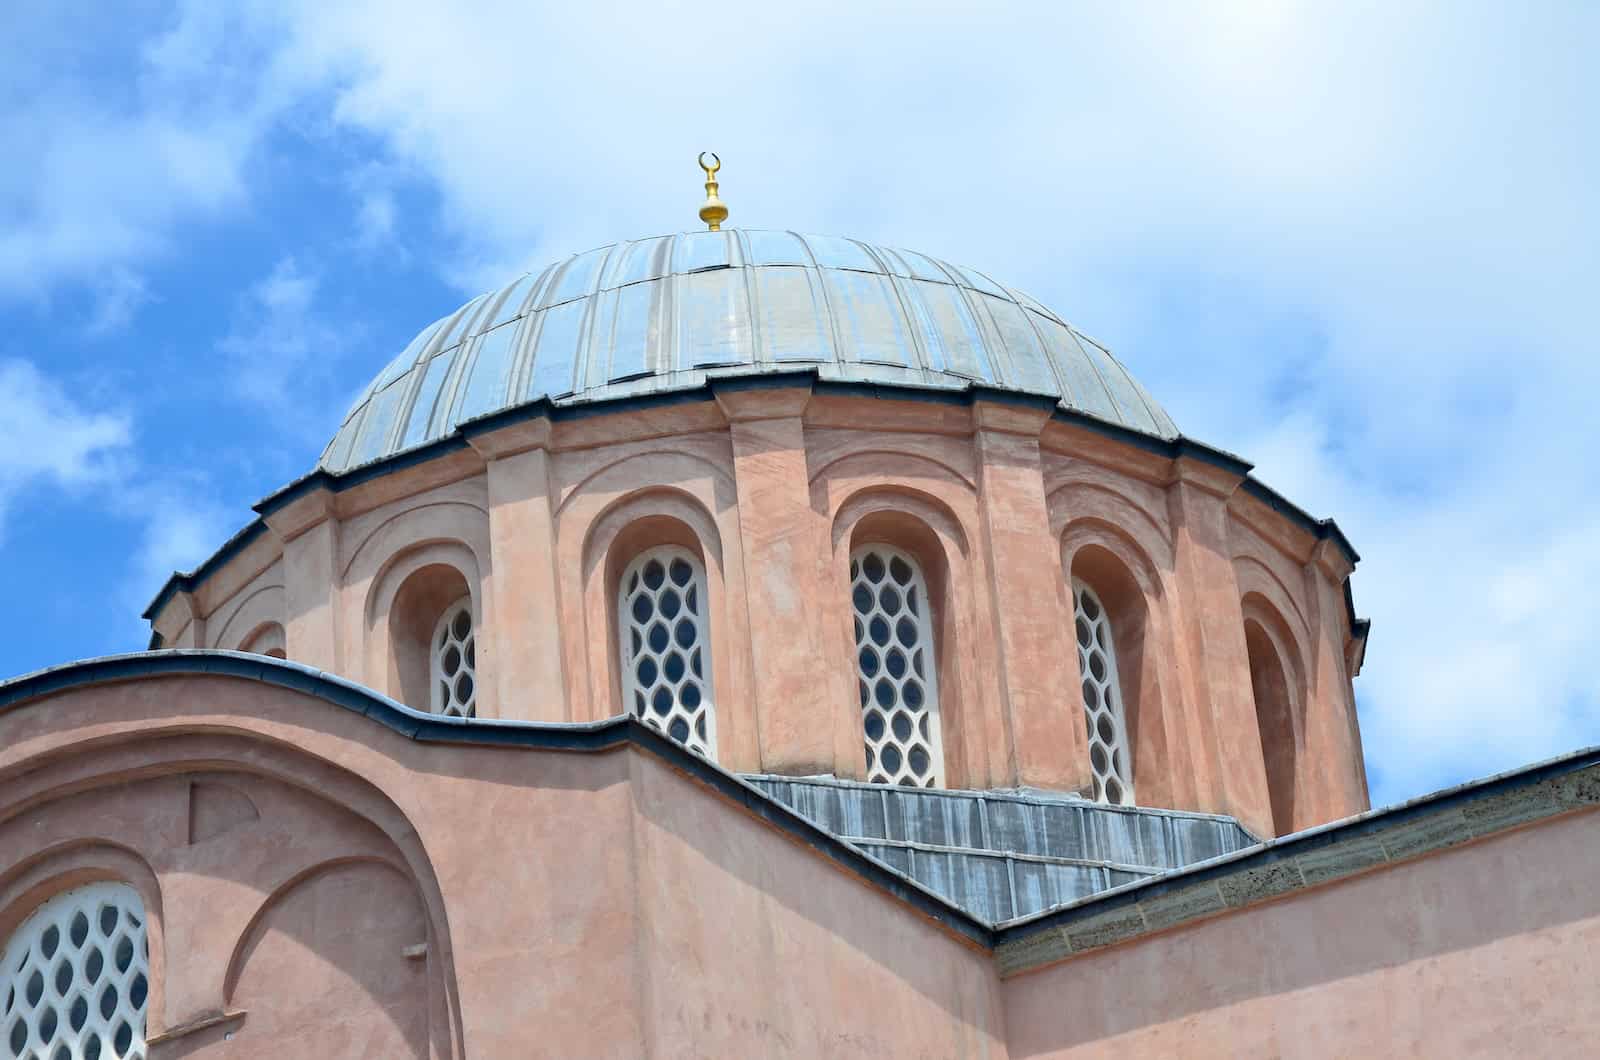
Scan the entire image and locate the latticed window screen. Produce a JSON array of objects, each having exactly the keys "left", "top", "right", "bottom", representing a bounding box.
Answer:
[
  {"left": 851, "top": 545, "right": 944, "bottom": 787},
  {"left": 619, "top": 547, "right": 715, "bottom": 758},
  {"left": 3, "top": 882, "right": 149, "bottom": 1059},
  {"left": 1073, "top": 580, "right": 1134, "bottom": 805},
  {"left": 431, "top": 598, "right": 477, "bottom": 717}
]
